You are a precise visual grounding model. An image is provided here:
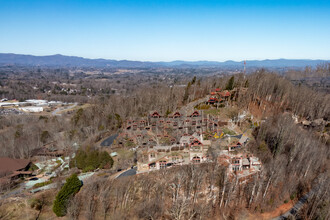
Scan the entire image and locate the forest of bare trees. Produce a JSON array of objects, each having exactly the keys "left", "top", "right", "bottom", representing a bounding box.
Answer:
[
  {"left": 1, "top": 69, "right": 329, "bottom": 157},
  {"left": 62, "top": 112, "right": 329, "bottom": 220},
  {"left": 240, "top": 71, "right": 330, "bottom": 120},
  {"left": 1, "top": 66, "right": 329, "bottom": 219}
]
